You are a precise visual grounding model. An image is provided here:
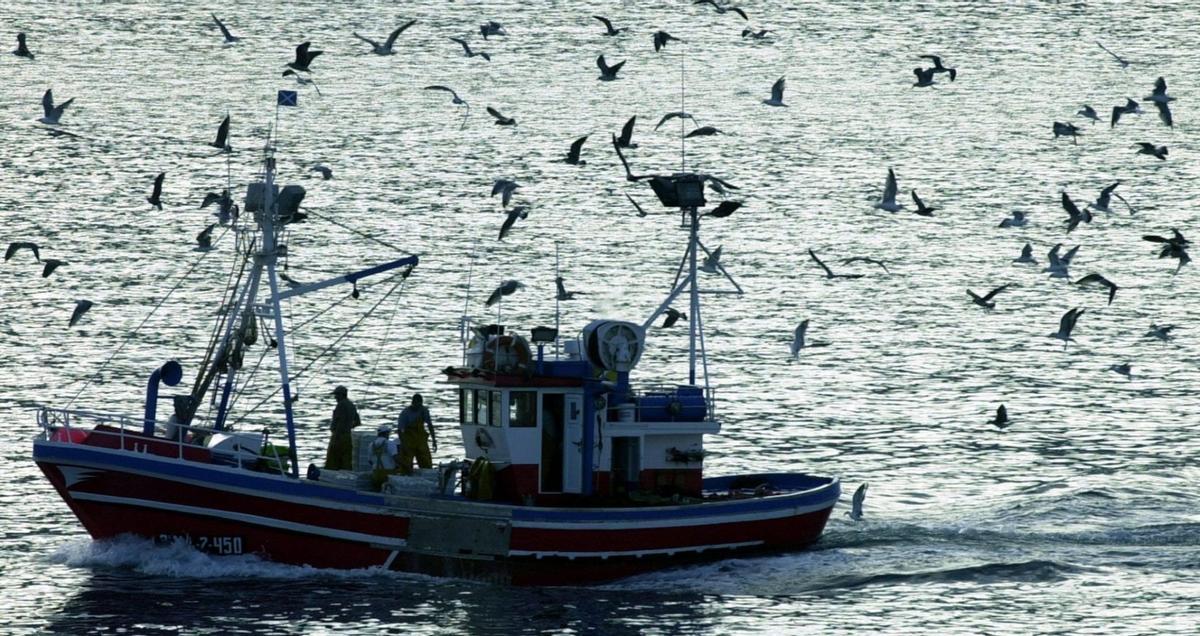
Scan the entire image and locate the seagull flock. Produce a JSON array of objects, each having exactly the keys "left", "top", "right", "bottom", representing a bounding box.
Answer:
[{"left": 5, "top": 7, "right": 1192, "bottom": 520}]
